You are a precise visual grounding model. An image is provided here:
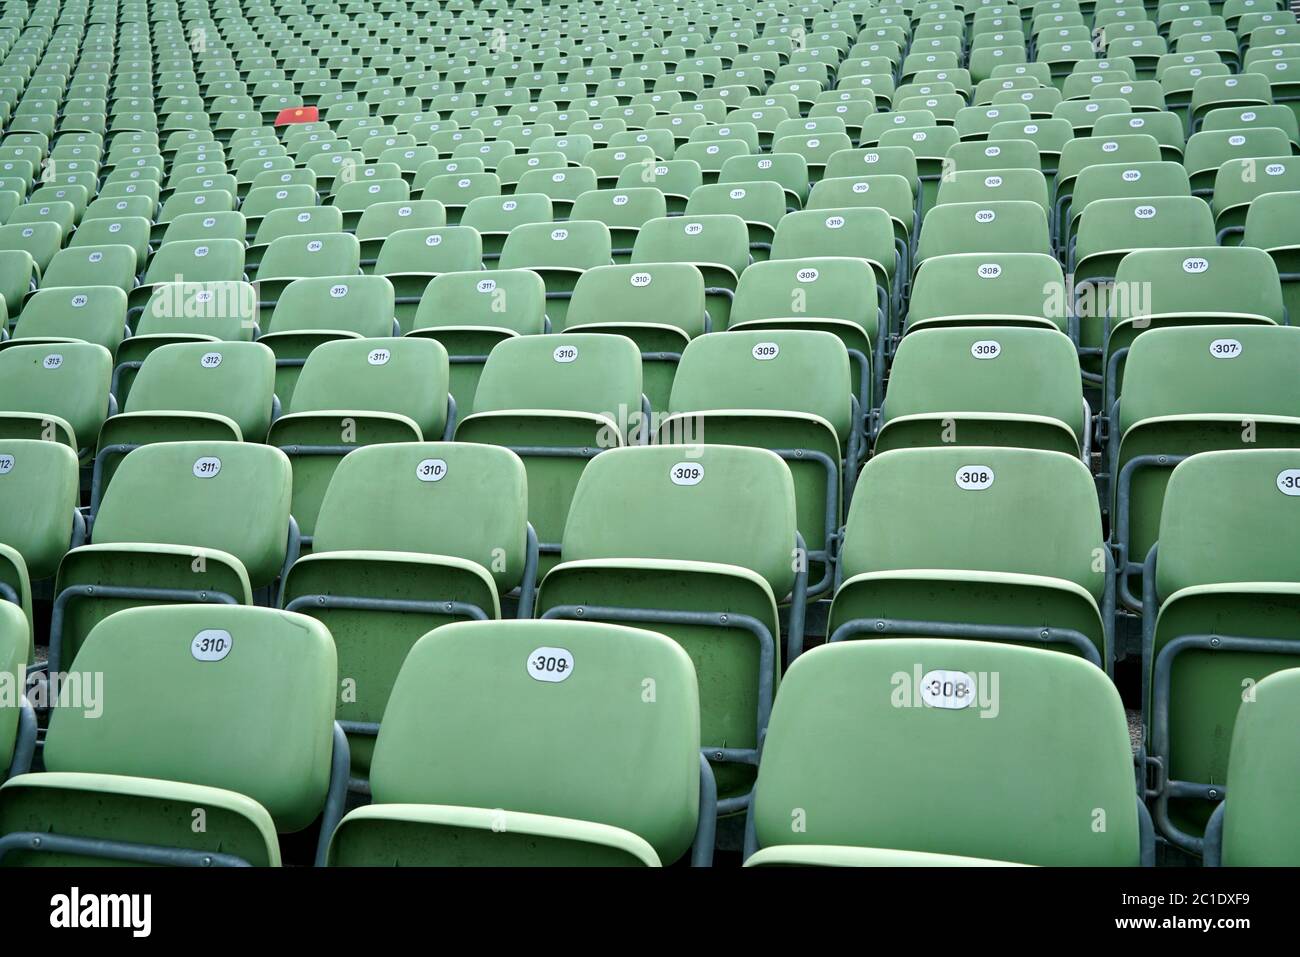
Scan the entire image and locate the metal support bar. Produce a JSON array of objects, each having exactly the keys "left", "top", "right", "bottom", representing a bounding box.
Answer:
[
  {"left": 1113, "top": 452, "right": 1188, "bottom": 613},
  {"left": 540, "top": 603, "right": 776, "bottom": 787},
  {"left": 829, "top": 617, "right": 1103, "bottom": 668},
  {"left": 1149, "top": 631, "right": 1300, "bottom": 854},
  {"left": 0, "top": 831, "right": 254, "bottom": 866},
  {"left": 690, "top": 754, "right": 717, "bottom": 868},
  {"left": 314, "top": 721, "right": 351, "bottom": 867},
  {"left": 48, "top": 584, "right": 242, "bottom": 679}
]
